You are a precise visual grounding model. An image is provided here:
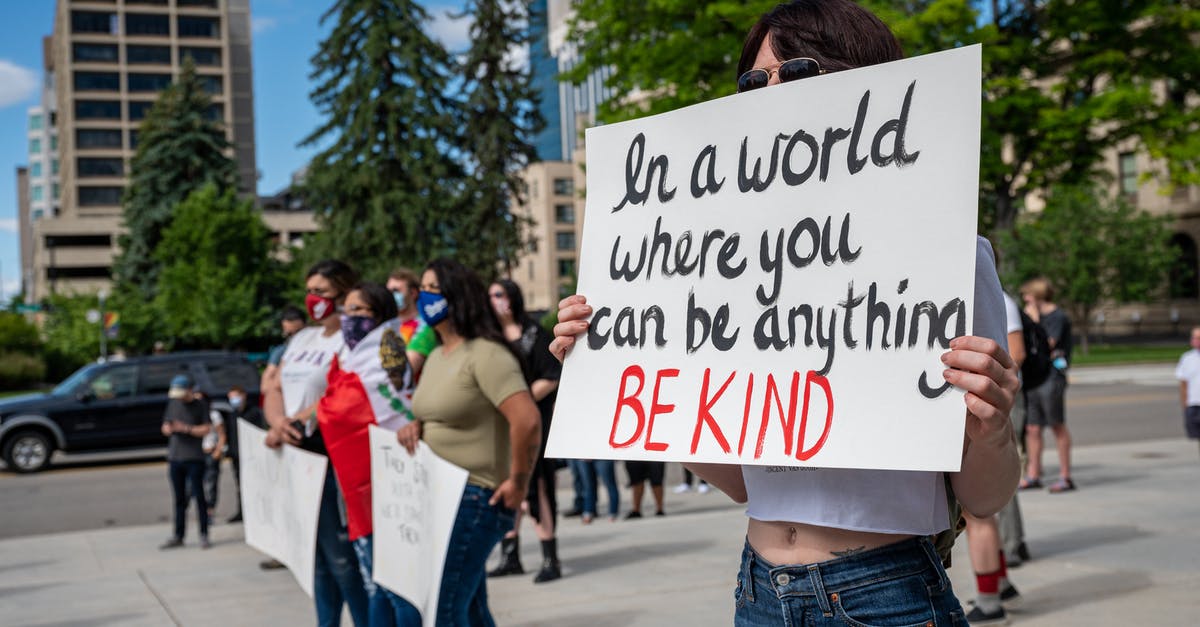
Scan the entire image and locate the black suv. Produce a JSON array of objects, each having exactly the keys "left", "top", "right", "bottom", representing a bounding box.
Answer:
[{"left": 0, "top": 351, "right": 260, "bottom": 473}]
